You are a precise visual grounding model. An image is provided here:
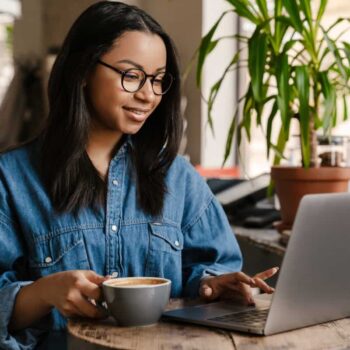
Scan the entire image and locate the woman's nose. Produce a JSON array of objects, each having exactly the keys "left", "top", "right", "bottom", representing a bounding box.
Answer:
[{"left": 134, "top": 78, "right": 156, "bottom": 102}]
